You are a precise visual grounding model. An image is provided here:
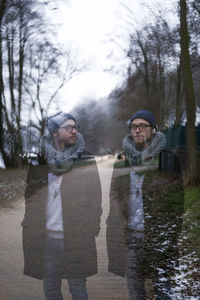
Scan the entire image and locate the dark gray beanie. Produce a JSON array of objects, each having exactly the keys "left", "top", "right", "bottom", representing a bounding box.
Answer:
[
  {"left": 128, "top": 110, "right": 157, "bottom": 130},
  {"left": 46, "top": 112, "right": 76, "bottom": 134}
]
